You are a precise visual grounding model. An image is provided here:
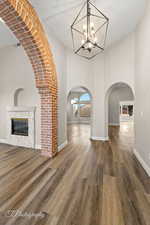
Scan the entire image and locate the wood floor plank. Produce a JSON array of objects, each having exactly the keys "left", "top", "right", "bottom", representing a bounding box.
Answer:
[
  {"left": 101, "top": 175, "right": 125, "bottom": 225},
  {"left": 0, "top": 123, "right": 149, "bottom": 225}
]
